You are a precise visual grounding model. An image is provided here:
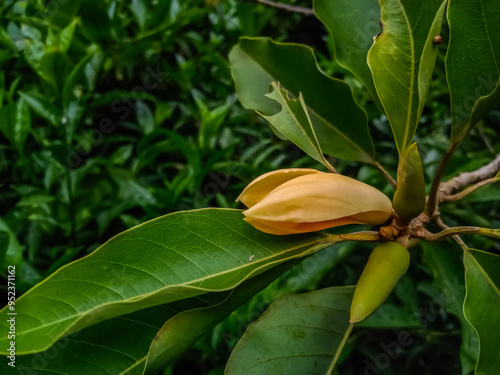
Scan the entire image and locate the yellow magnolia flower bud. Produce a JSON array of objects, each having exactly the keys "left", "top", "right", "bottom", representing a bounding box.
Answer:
[
  {"left": 350, "top": 242, "right": 410, "bottom": 323},
  {"left": 237, "top": 169, "right": 392, "bottom": 235}
]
